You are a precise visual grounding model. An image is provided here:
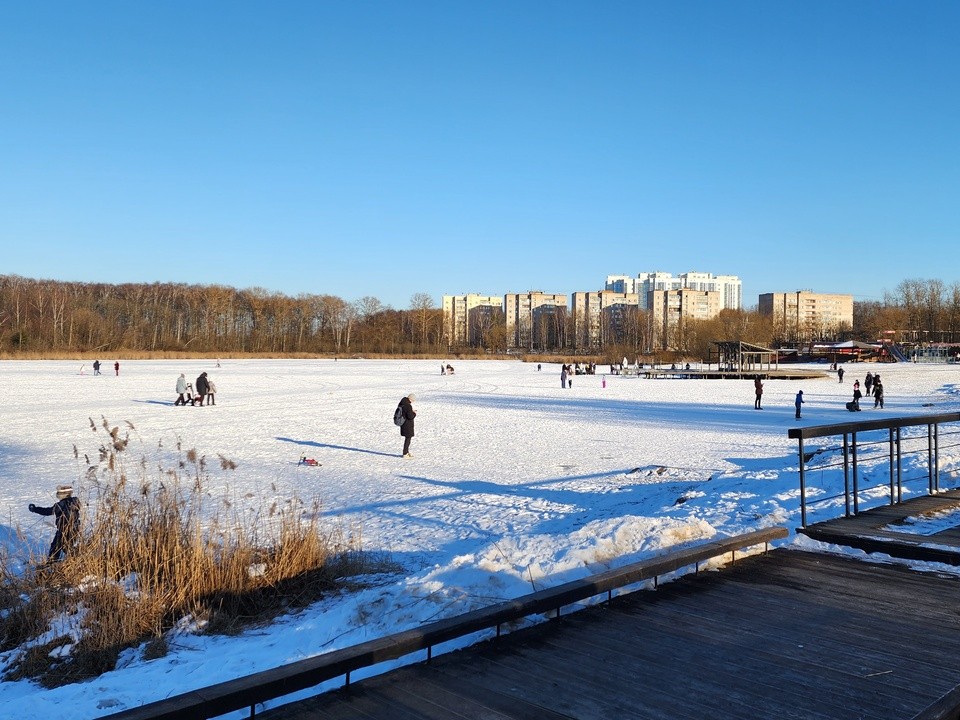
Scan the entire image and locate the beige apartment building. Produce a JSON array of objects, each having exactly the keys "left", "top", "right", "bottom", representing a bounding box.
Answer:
[
  {"left": 758, "top": 291, "right": 853, "bottom": 342},
  {"left": 649, "top": 289, "right": 721, "bottom": 350},
  {"left": 442, "top": 294, "right": 504, "bottom": 347},
  {"left": 505, "top": 291, "right": 568, "bottom": 350},
  {"left": 571, "top": 290, "right": 640, "bottom": 349}
]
